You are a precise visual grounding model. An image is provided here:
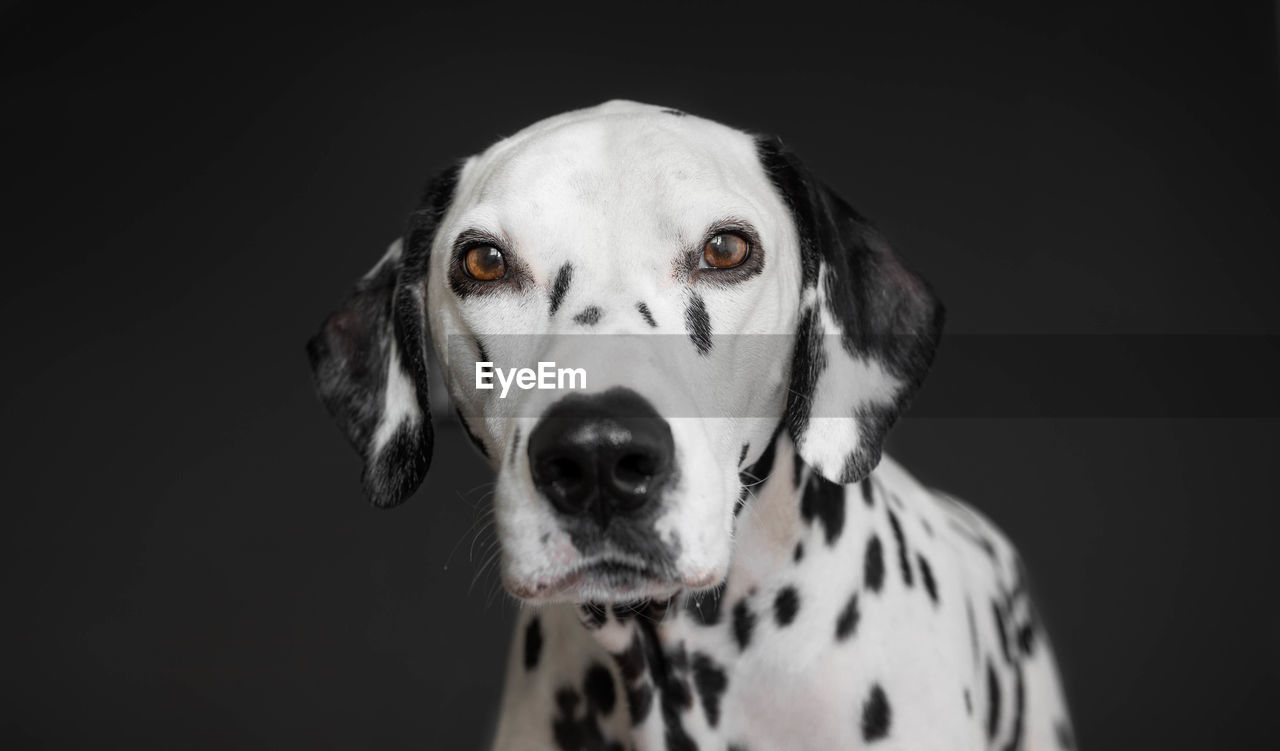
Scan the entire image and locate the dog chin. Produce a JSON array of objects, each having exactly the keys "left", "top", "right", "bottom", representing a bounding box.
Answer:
[{"left": 504, "top": 560, "right": 723, "bottom": 604}]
